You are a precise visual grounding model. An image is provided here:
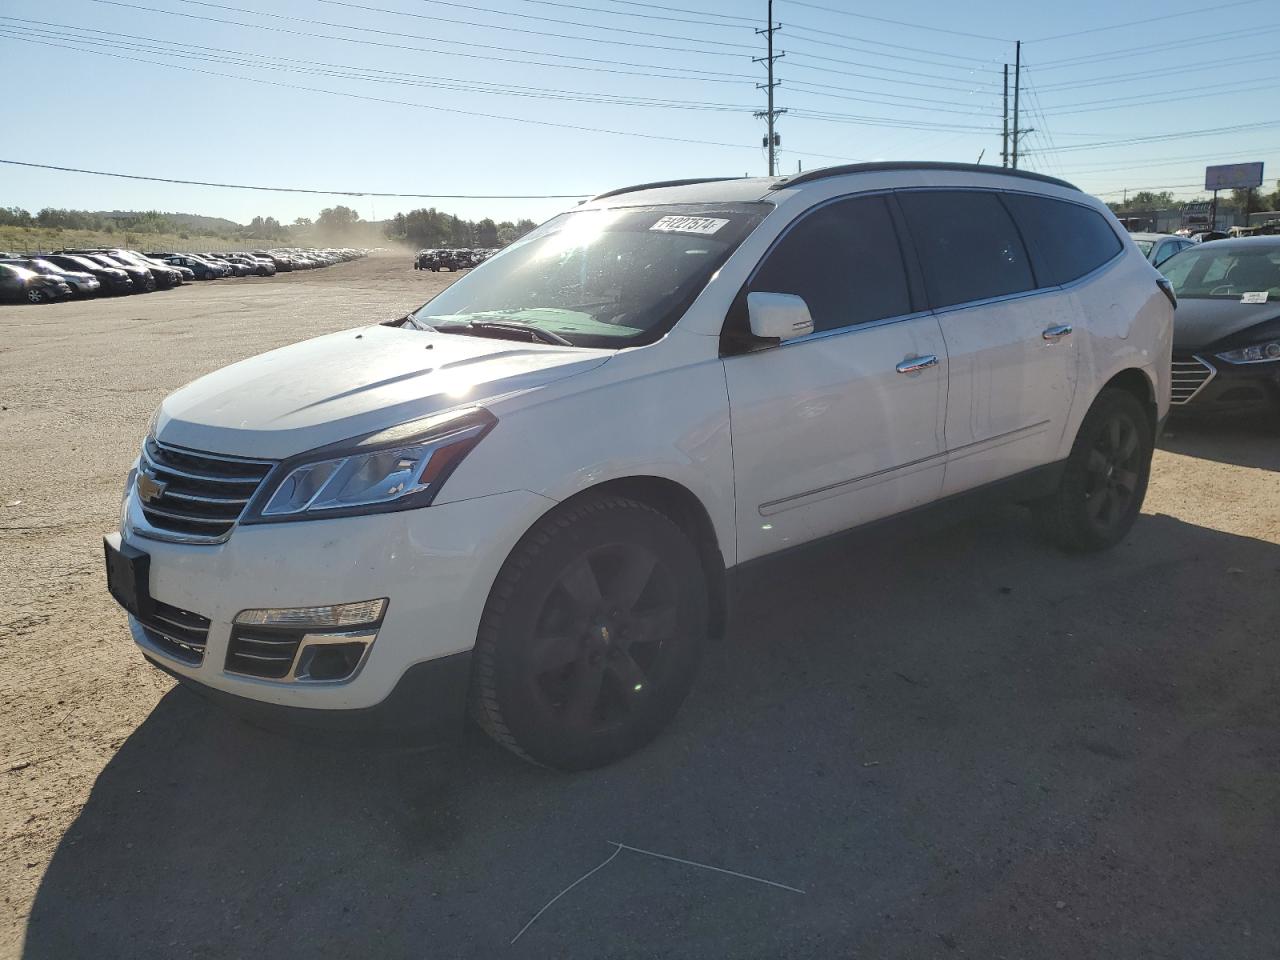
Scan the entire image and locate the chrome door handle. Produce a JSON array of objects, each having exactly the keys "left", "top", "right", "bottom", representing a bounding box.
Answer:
[
  {"left": 896, "top": 354, "right": 938, "bottom": 375},
  {"left": 1042, "top": 324, "right": 1073, "bottom": 342}
]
